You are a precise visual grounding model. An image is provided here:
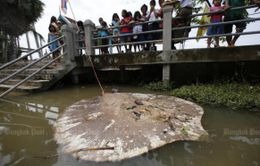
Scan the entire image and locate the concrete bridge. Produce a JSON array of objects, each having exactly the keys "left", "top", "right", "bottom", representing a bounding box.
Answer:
[
  {"left": 69, "top": 4, "right": 260, "bottom": 85},
  {"left": 0, "top": 4, "right": 260, "bottom": 97}
]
